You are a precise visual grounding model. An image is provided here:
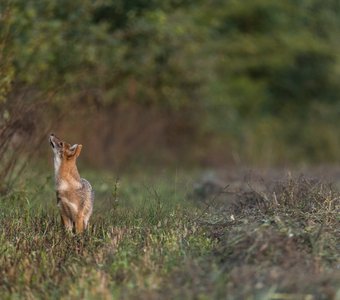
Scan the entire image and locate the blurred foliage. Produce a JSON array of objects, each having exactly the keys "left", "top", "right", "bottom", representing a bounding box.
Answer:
[
  {"left": 0, "top": 0, "right": 340, "bottom": 166},
  {"left": 0, "top": 5, "right": 14, "bottom": 102}
]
